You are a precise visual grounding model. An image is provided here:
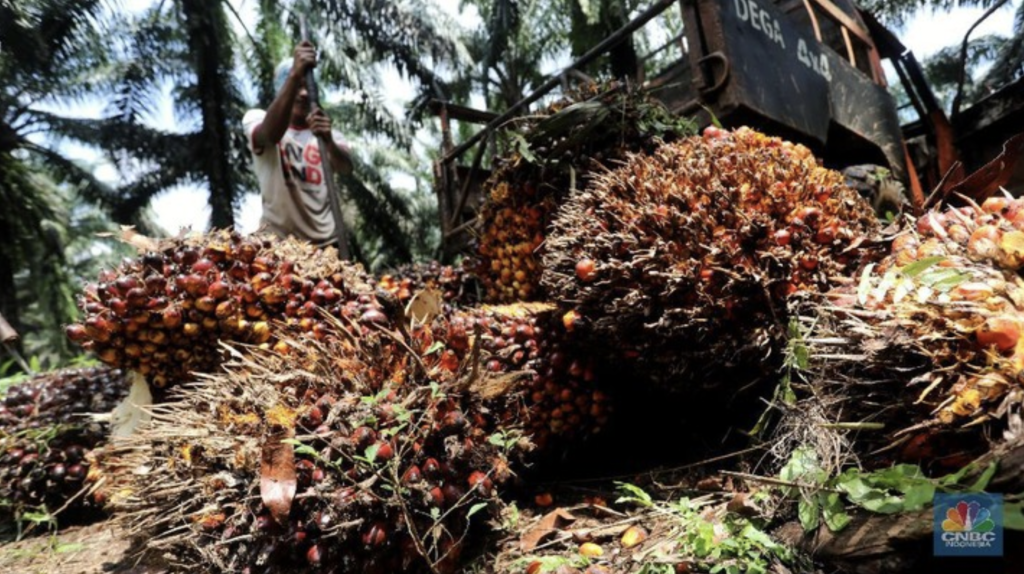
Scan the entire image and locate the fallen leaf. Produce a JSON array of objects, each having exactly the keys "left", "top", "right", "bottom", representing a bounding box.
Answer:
[
  {"left": 620, "top": 525, "right": 648, "bottom": 548},
  {"left": 260, "top": 429, "right": 297, "bottom": 526},
  {"left": 520, "top": 507, "right": 576, "bottom": 552},
  {"left": 406, "top": 287, "right": 442, "bottom": 325},
  {"left": 118, "top": 225, "right": 160, "bottom": 253},
  {"left": 726, "top": 492, "right": 762, "bottom": 518},
  {"left": 579, "top": 542, "right": 604, "bottom": 557}
]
